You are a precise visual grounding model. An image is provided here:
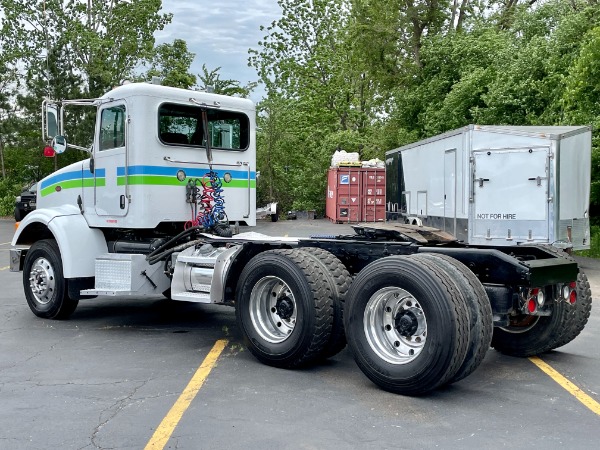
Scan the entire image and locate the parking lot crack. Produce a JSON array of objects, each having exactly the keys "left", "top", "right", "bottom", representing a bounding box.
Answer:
[{"left": 90, "top": 379, "right": 150, "bottom": 449}]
